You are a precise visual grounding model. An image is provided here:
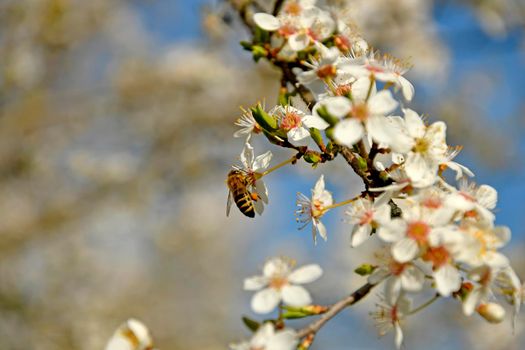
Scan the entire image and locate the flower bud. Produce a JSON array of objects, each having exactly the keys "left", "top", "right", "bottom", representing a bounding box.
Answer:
[
  {"left": 354, "top": 264, "right": 376, "bottom": 276},
  {"left": 251, "top": 104, "right": 278, "bottom": 132},
  {"left": 476, "top": 302, "right": 506, "bottom": 324},
  {"left": 315, "top": 106, "right": 338, "bottom": 126},
  {"left": 303, "top": 151, "right": 322, "bottom": 166}
]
